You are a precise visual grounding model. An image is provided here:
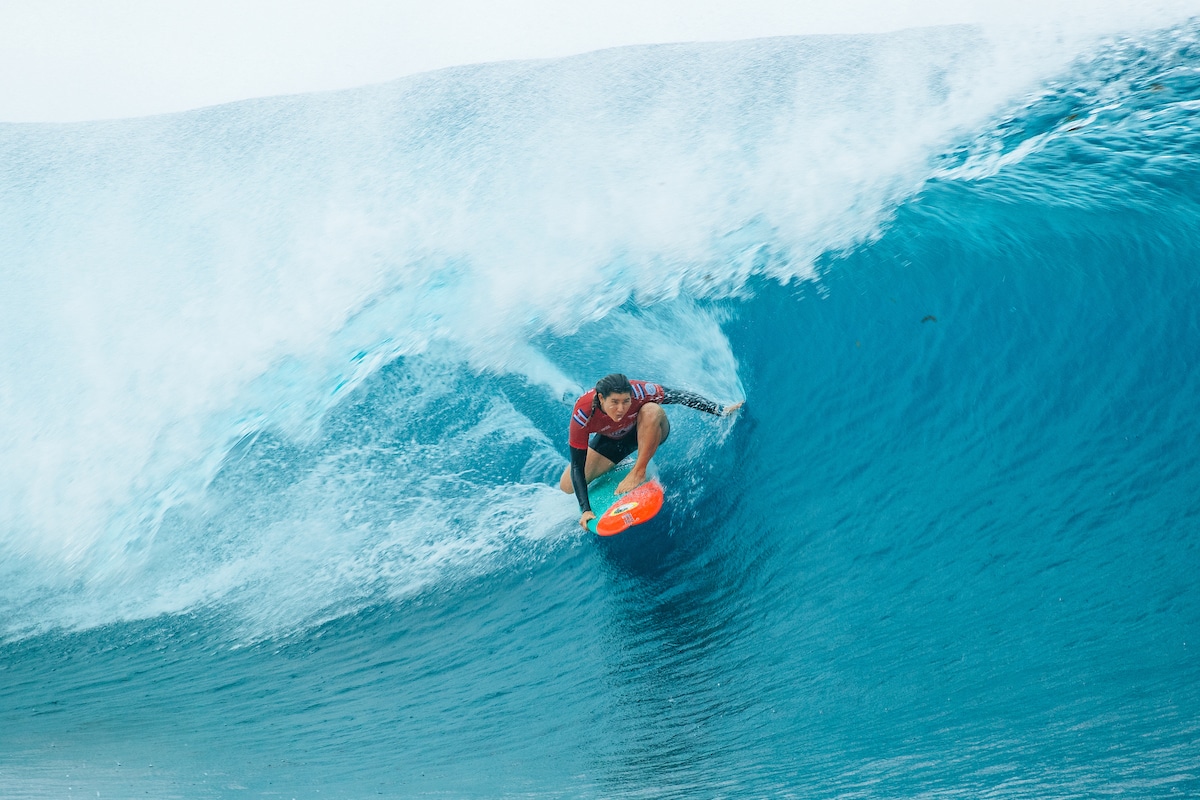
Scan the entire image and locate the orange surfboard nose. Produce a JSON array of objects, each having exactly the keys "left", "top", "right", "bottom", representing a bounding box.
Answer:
[{"left": 595, "top": 480, "right": 664, "bottom": 536}]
